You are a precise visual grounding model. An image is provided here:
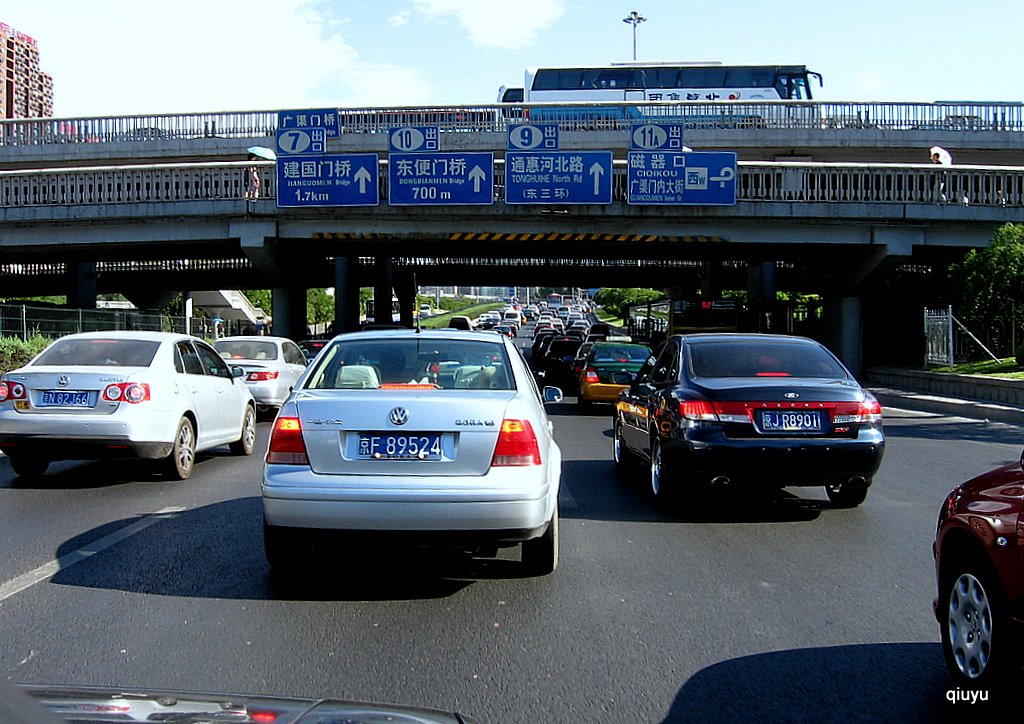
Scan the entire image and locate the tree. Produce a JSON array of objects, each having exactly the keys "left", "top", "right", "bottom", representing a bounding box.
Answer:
[
  {"left": 948, "top": 223, "right": 1024, "bottom": 355},
  {"left": 593, "top": 288, "right": 665, "bottom": 319},
  {"left": 307, "top": 288, "right": 334, "bottom": 324}
]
